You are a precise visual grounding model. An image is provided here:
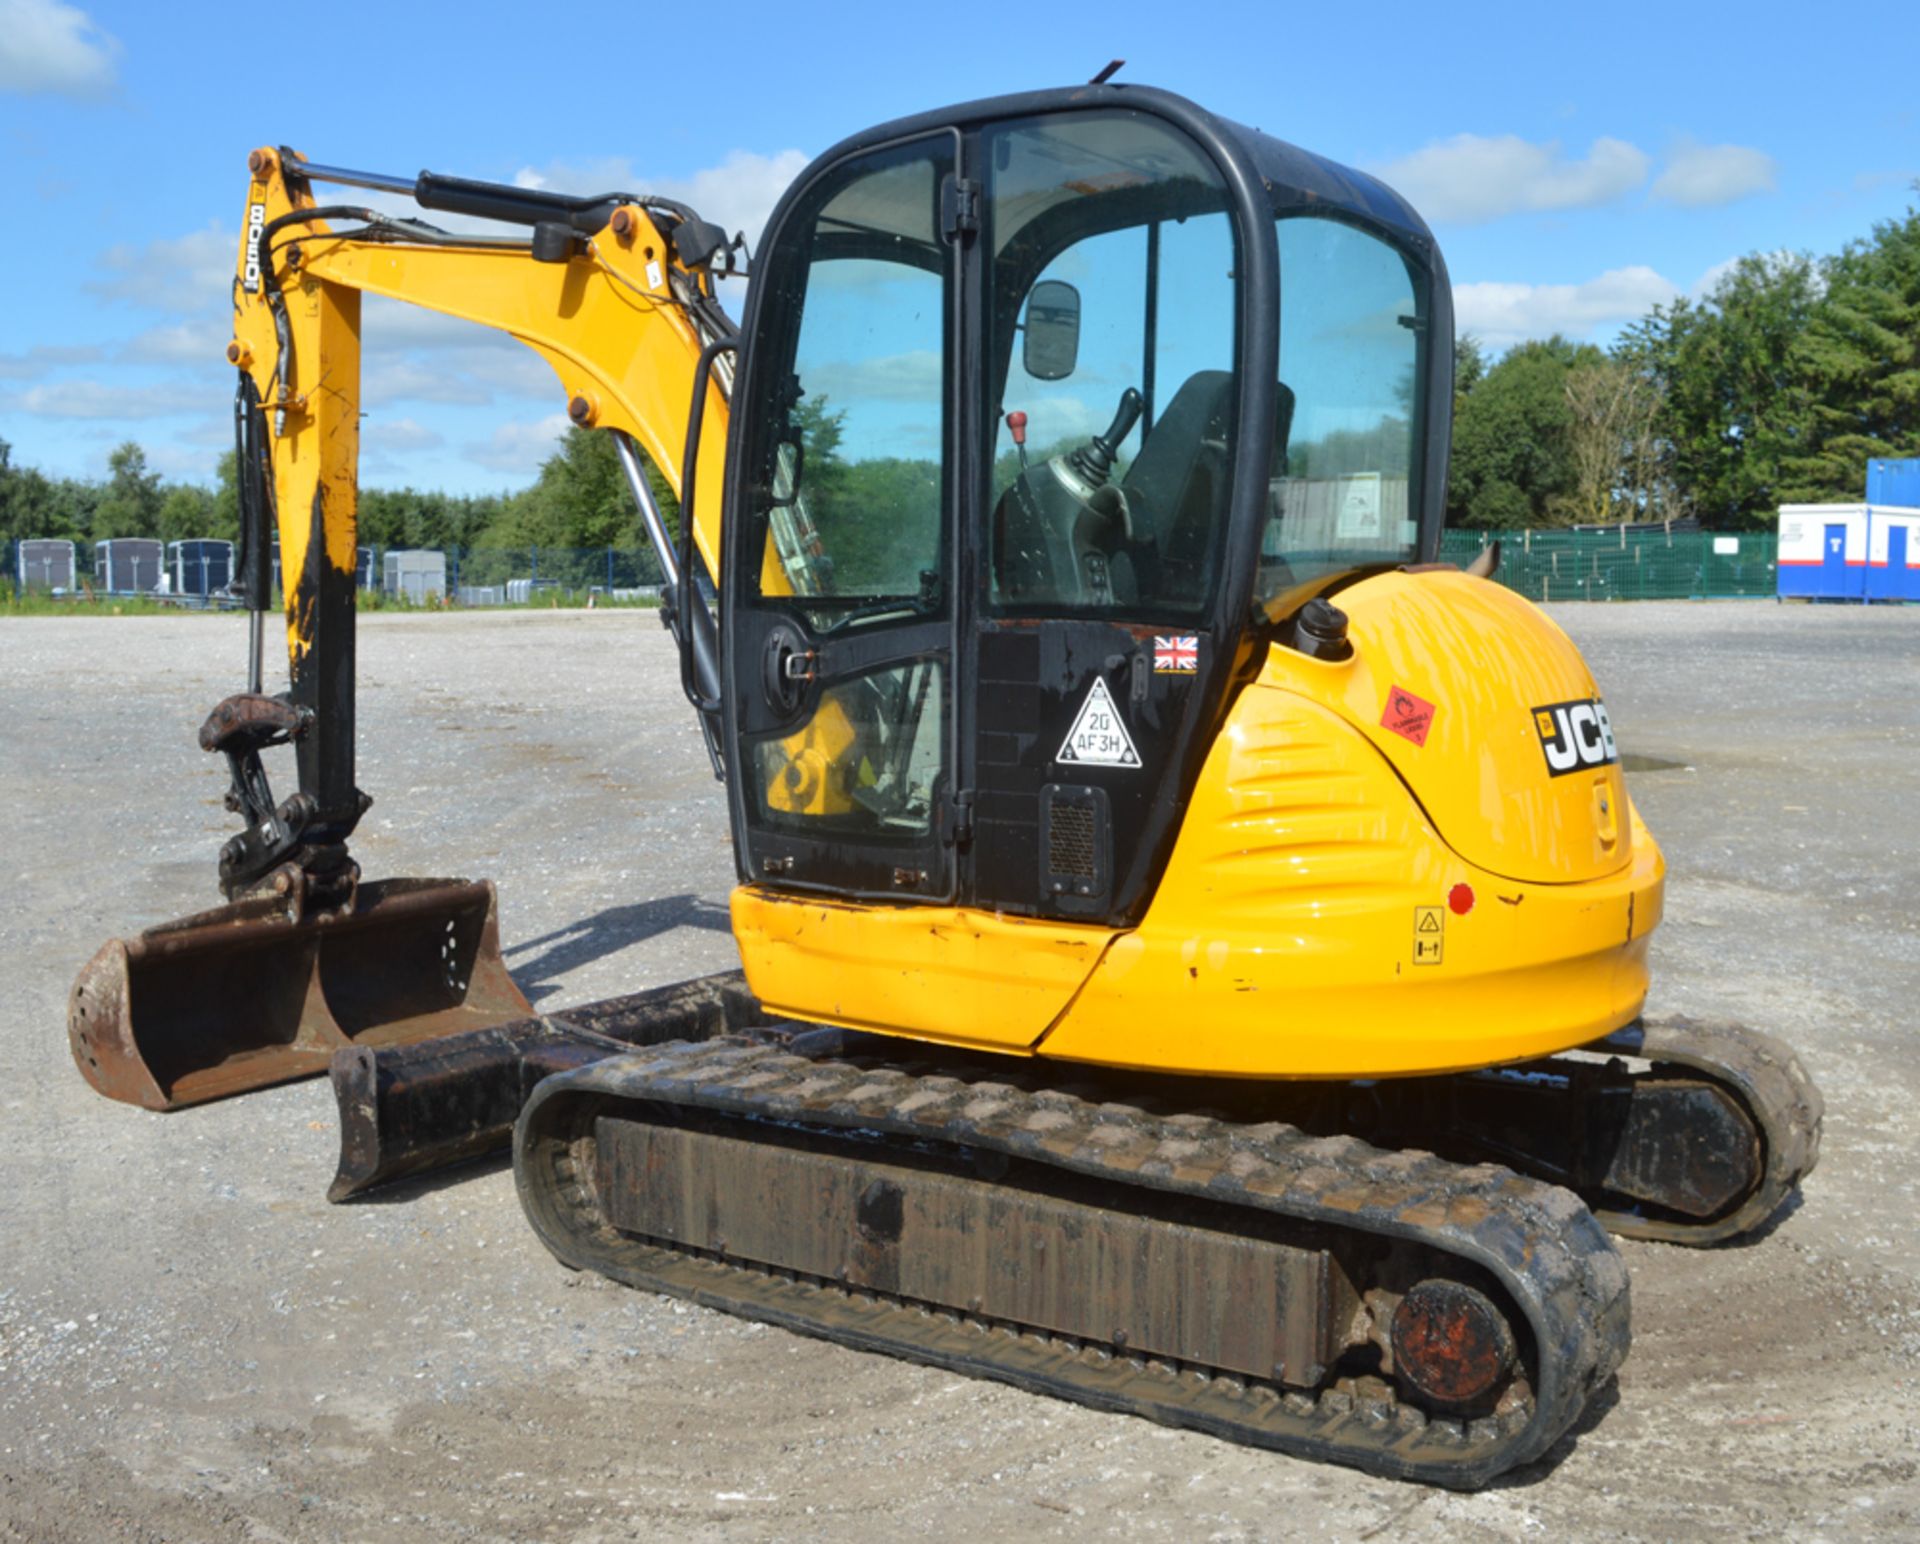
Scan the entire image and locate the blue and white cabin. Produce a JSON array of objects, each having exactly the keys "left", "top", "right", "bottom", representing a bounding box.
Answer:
[
  {"left": 1777, "top": 505, "right": 1867, "bottom": 599},
  {"left": 95, "top": 538, "right": 165, "bottom": 594},
  {"left": 1866, "top": 506, "right": 1920, "bottom": 602}
]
